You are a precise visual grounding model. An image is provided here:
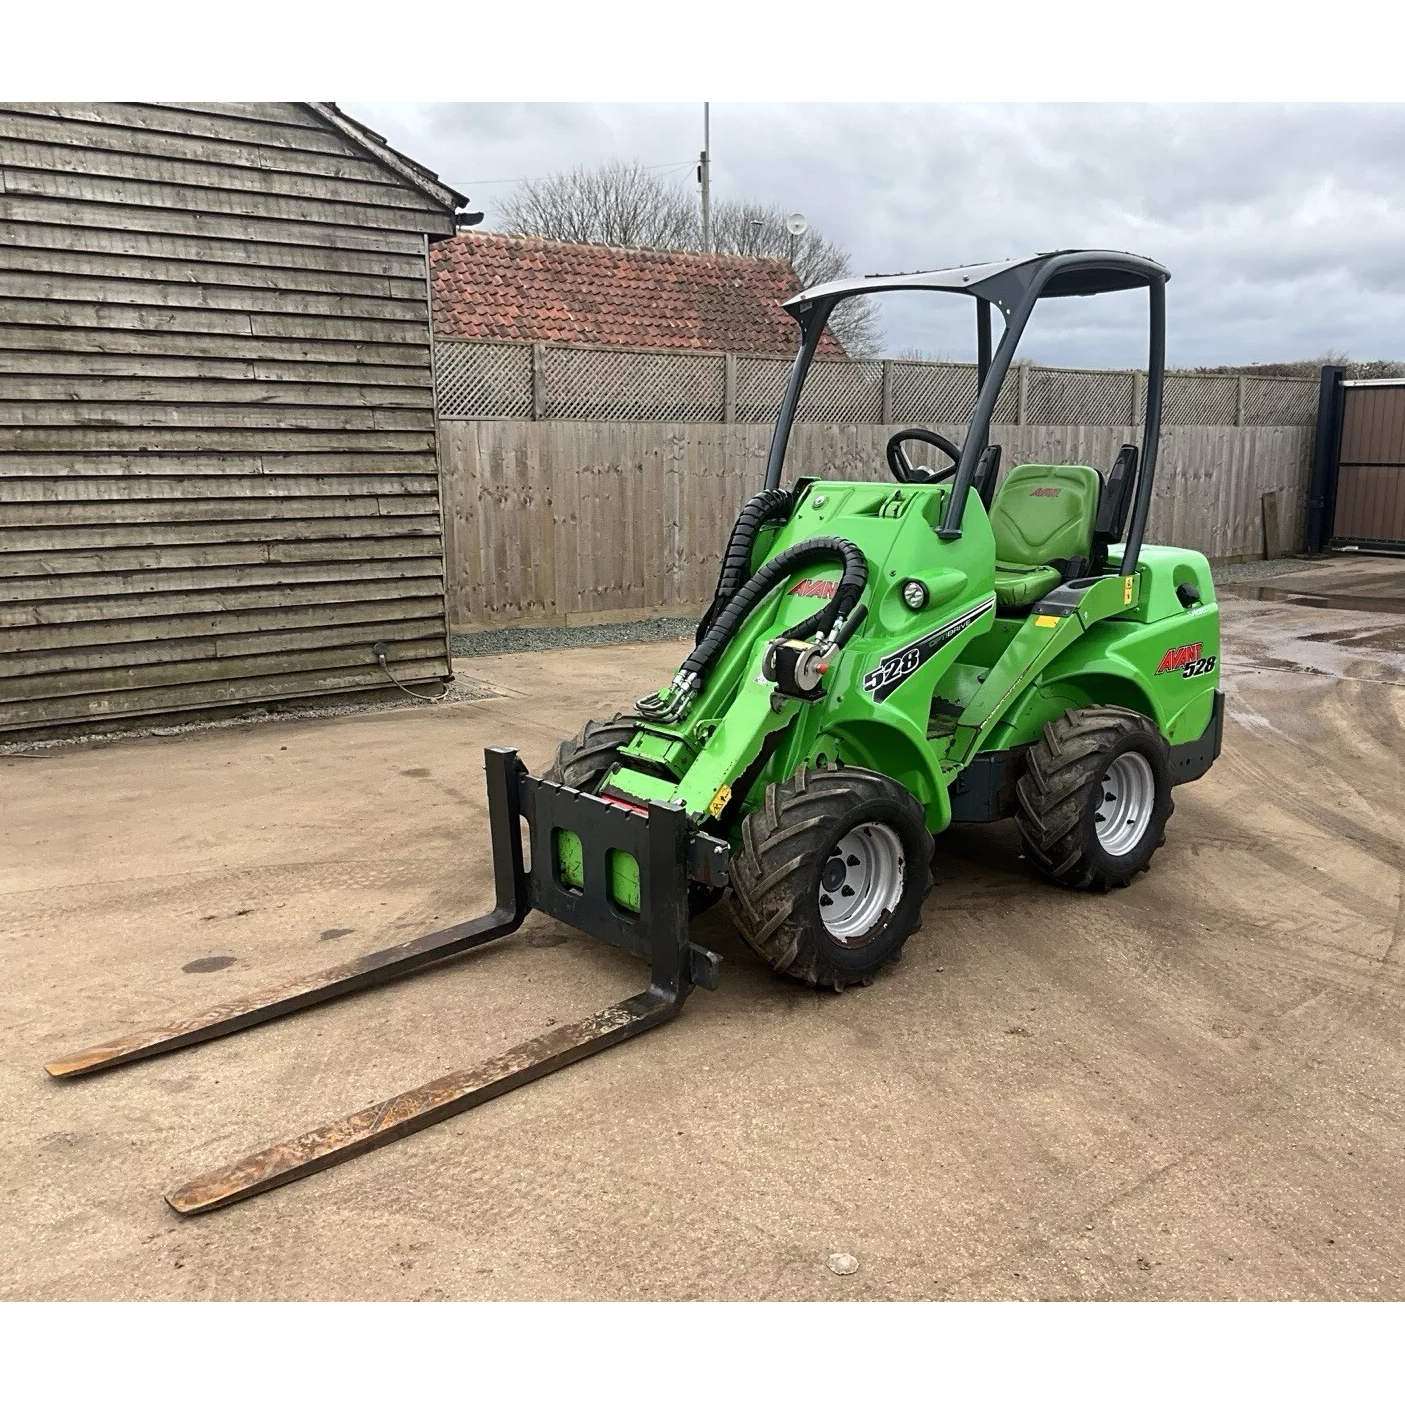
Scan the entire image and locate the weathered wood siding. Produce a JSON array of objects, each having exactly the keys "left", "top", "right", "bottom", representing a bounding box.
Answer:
[
  {"left": 0, "top": 102, "right": 457, "bottom": 734},
  {"left": 441, "top": 420, "right": 1313, "bottom": 630}
]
